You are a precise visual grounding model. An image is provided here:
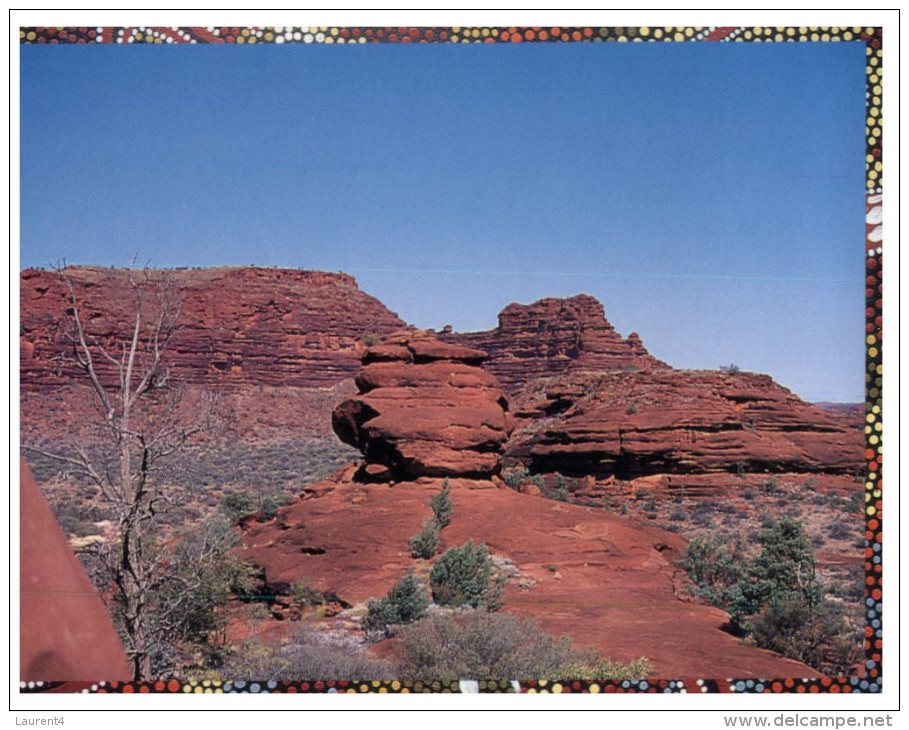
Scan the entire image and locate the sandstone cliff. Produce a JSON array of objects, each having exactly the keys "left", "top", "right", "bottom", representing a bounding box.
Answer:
[{"left": 20, "top": 266, "right": 406, "bottom": 391}]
